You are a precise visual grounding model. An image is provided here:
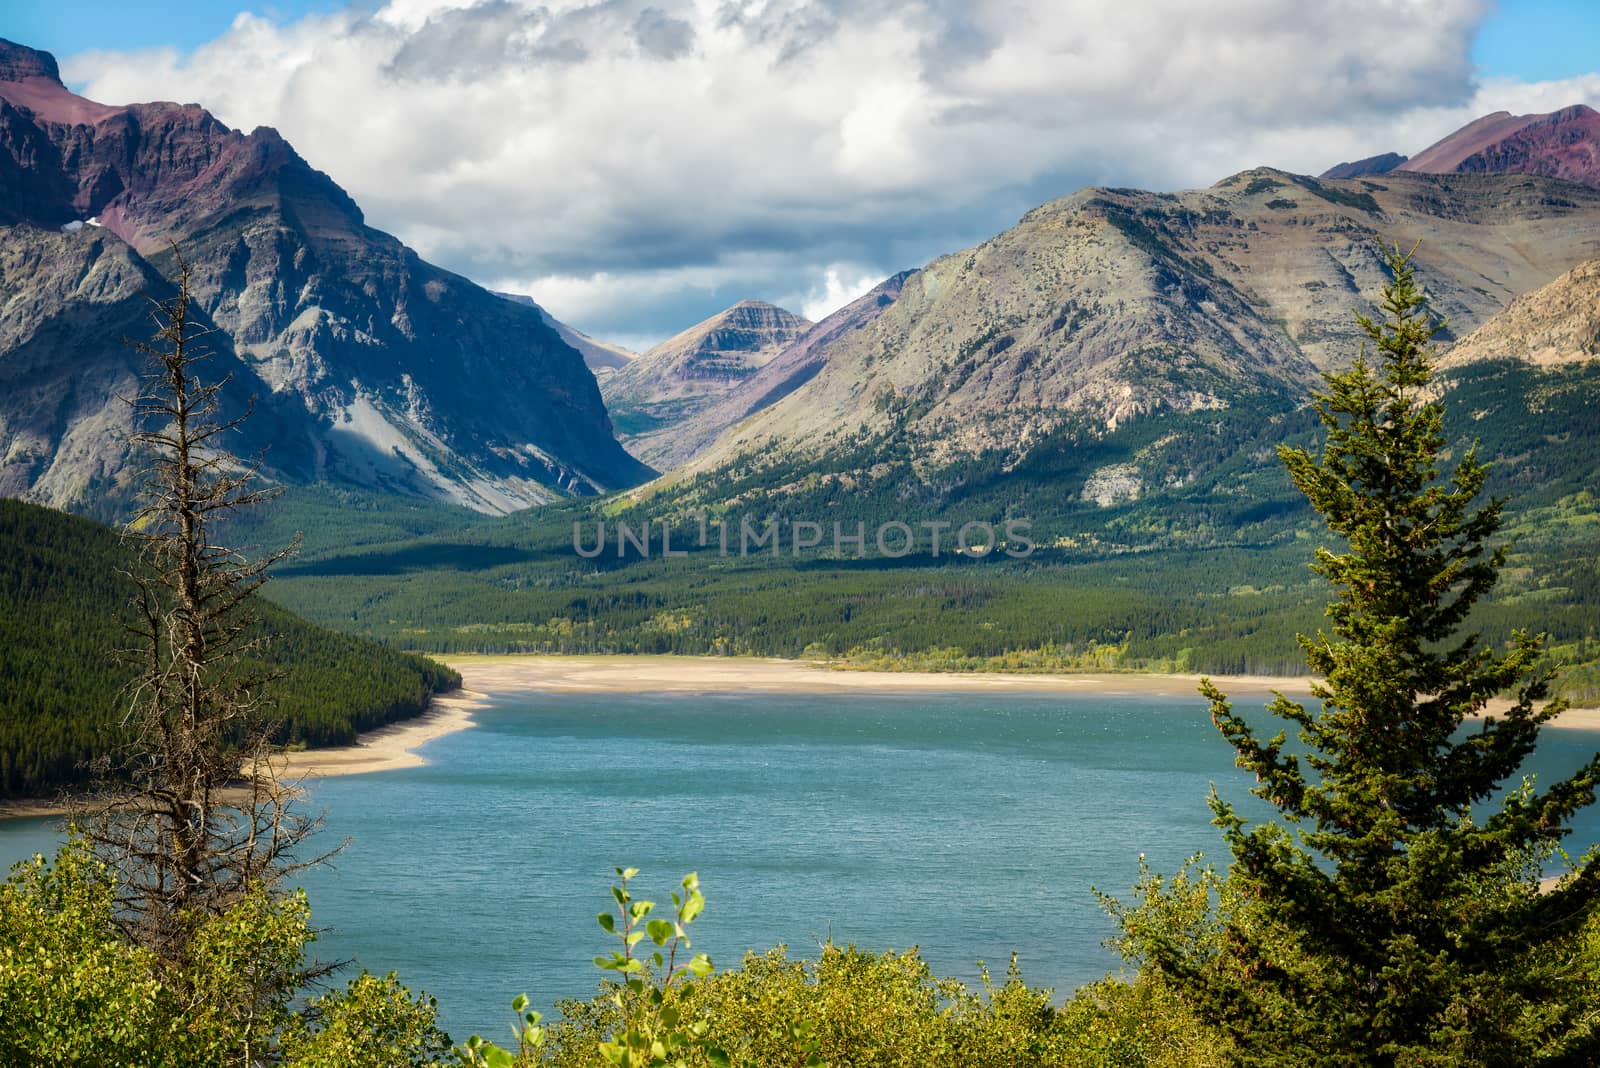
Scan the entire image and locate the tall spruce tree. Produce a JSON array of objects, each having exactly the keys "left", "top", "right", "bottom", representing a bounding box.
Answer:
[{"left": 1135, "top": 246, "right": 1600, "bottom": 1064}]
